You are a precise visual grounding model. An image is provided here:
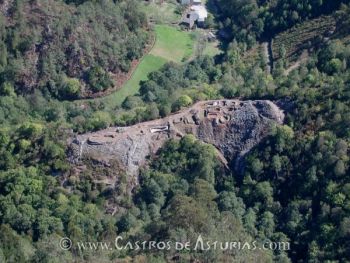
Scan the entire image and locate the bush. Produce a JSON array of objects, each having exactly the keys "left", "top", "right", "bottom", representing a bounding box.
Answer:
[
  {"left": 59, "top": 77, "right": 81, "bottom": 99},
  {"left": 172, "top": 95, "right": 193, "bottom": 111},
  {"left": 87, "top": 66, "right": 114, "bottom": 92},
  {"left": 0, "top": 82, "right": 15, "bottom": 96},
  {"left": 88, "top": 111, "right": 112, "bottom": 130},
  {"left": 122, "top": 96, "right": 144, "bottom": 110},
  {"left": 18, "top": 123, "right": 44, "bottom": 139},
  {"left": 326, "top": 58, "right": 343, "bottom": 74}
]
